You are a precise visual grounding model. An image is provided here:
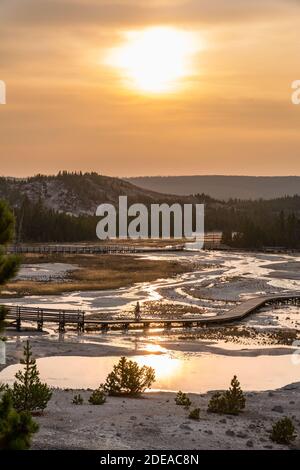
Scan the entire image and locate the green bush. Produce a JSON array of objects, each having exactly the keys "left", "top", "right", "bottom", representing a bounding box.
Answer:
[
  {"left": 0, "top": 383, "right": 8, "bottom": 393},
  {"left": 9, "top": 340, "right": 52, "bottom": 413},
  {"left": 207, "top": 392, "right": 226, "bottom": 414},
  {"left": 72, "top": 394, "right": 84, "bottom": 405},
  {"left": 0, "top": 392, "right": 38, "bottom": 450},
  {"left": 102, "top": 357, "right": 155, "bottom": 397},
  {"left": 271, "top": 417, "right": 296, "bottom": 445},
  {"left": 89, "top": 388, "right": 106, "bottom": 405},
  {"left": 208, "top": 375, "right": 245, "bottom": 415},
  {"left": 175, "top": 391, "right": 191, "bottom": 408},
  {"left": 188, "top": 408, "right": 200, "bottom": 420}
]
